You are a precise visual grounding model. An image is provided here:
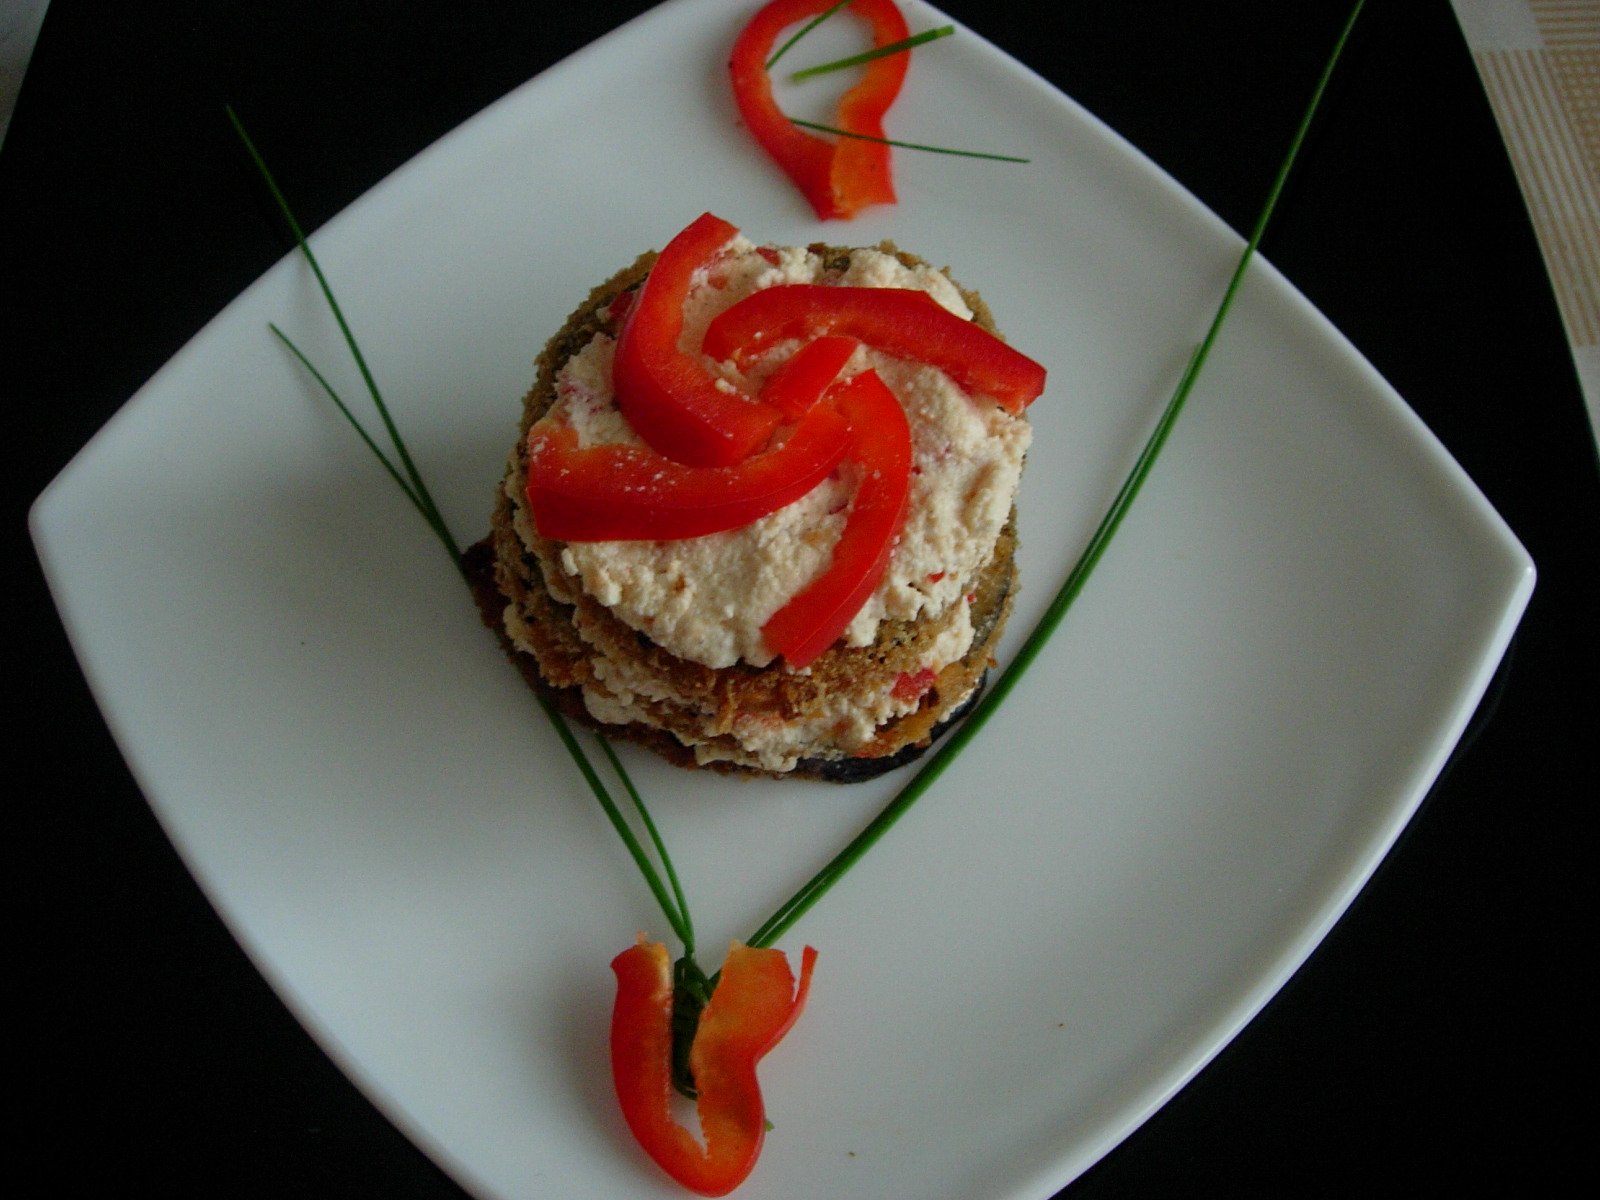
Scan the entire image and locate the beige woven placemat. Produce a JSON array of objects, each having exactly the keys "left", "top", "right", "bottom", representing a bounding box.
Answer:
[{"left": 1452, "top": 0, "right": 1600, "bottom": 447}]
